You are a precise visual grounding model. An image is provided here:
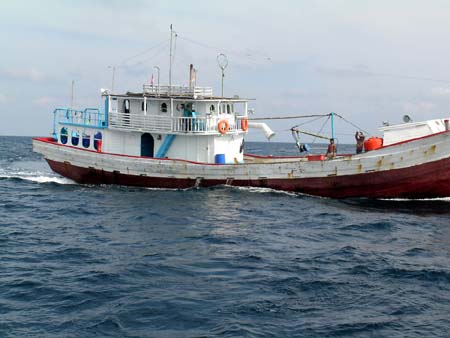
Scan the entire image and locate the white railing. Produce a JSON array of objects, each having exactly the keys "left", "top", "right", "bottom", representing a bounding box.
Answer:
[
  {"left": 109, "top": 111, "right": 246, "bottom": 134},
  {"left": 109, "top": 112, "right": 172, "bottom": 132},
  {"left": 143, "top": 85, "right": 213, "bottom": 98}
]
